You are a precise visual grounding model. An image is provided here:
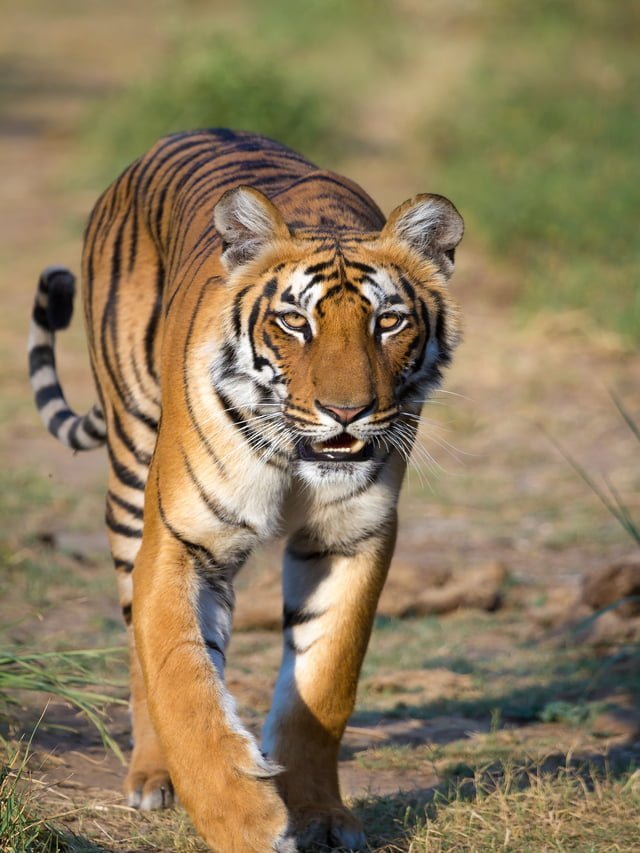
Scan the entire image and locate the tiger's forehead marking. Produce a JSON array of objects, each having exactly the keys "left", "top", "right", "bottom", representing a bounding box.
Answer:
[
  {"left": 359, "top": 269, "right": 404, "bottom": 308},
  {"left": 282, "top": 267, "right": 326, "bottom": 312},
  {"left": 277, "top": 257, "right": 403, "bottom": 315}
]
